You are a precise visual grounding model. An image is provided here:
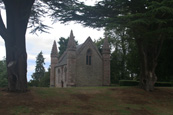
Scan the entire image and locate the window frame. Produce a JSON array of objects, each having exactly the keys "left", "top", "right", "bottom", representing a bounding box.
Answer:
[{"left": 86, "top": 49, "right": 92, "bottom": 65}]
